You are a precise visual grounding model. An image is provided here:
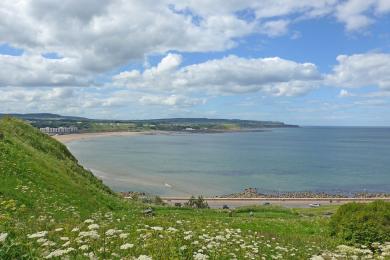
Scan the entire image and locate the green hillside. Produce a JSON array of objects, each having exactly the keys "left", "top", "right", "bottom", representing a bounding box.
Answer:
[{"left": 0, "top": 118, "right": 388, "bottom": 259}]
